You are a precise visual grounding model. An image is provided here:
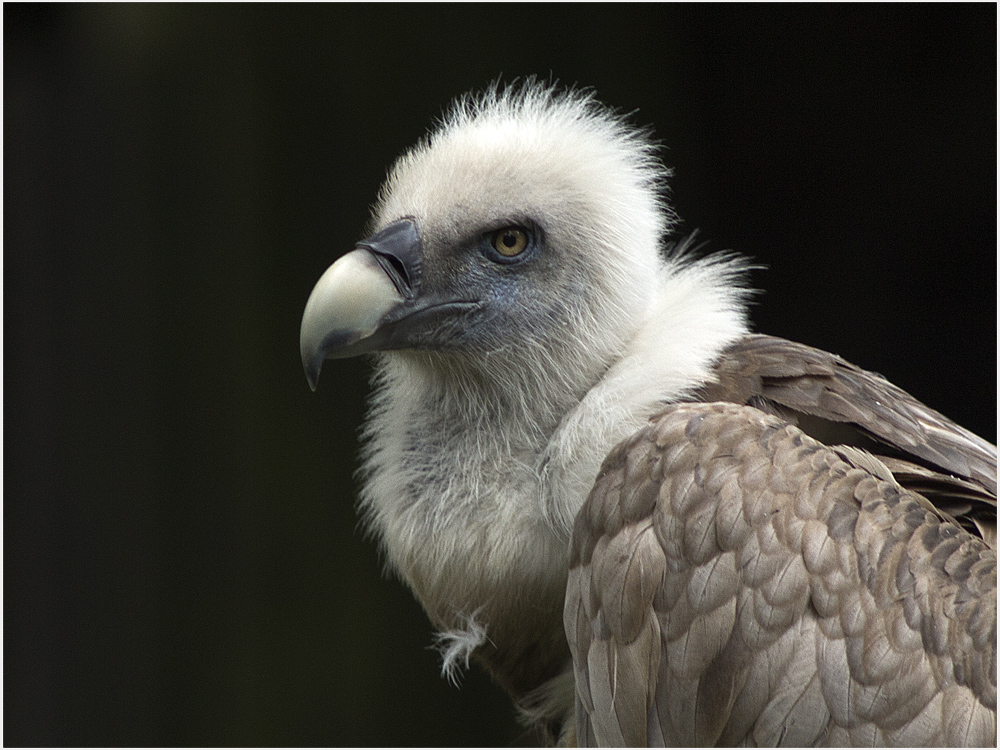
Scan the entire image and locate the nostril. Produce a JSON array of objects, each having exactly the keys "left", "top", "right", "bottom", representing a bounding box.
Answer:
[
  {"left": 384, "top": 253, "right": 410, "bottom": 288},
  {"left": 356, "top": 218, "right": 422, "bottom": 300},
  {"left": 371, "top": 250, "right": 413, "bottom": 299}
]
